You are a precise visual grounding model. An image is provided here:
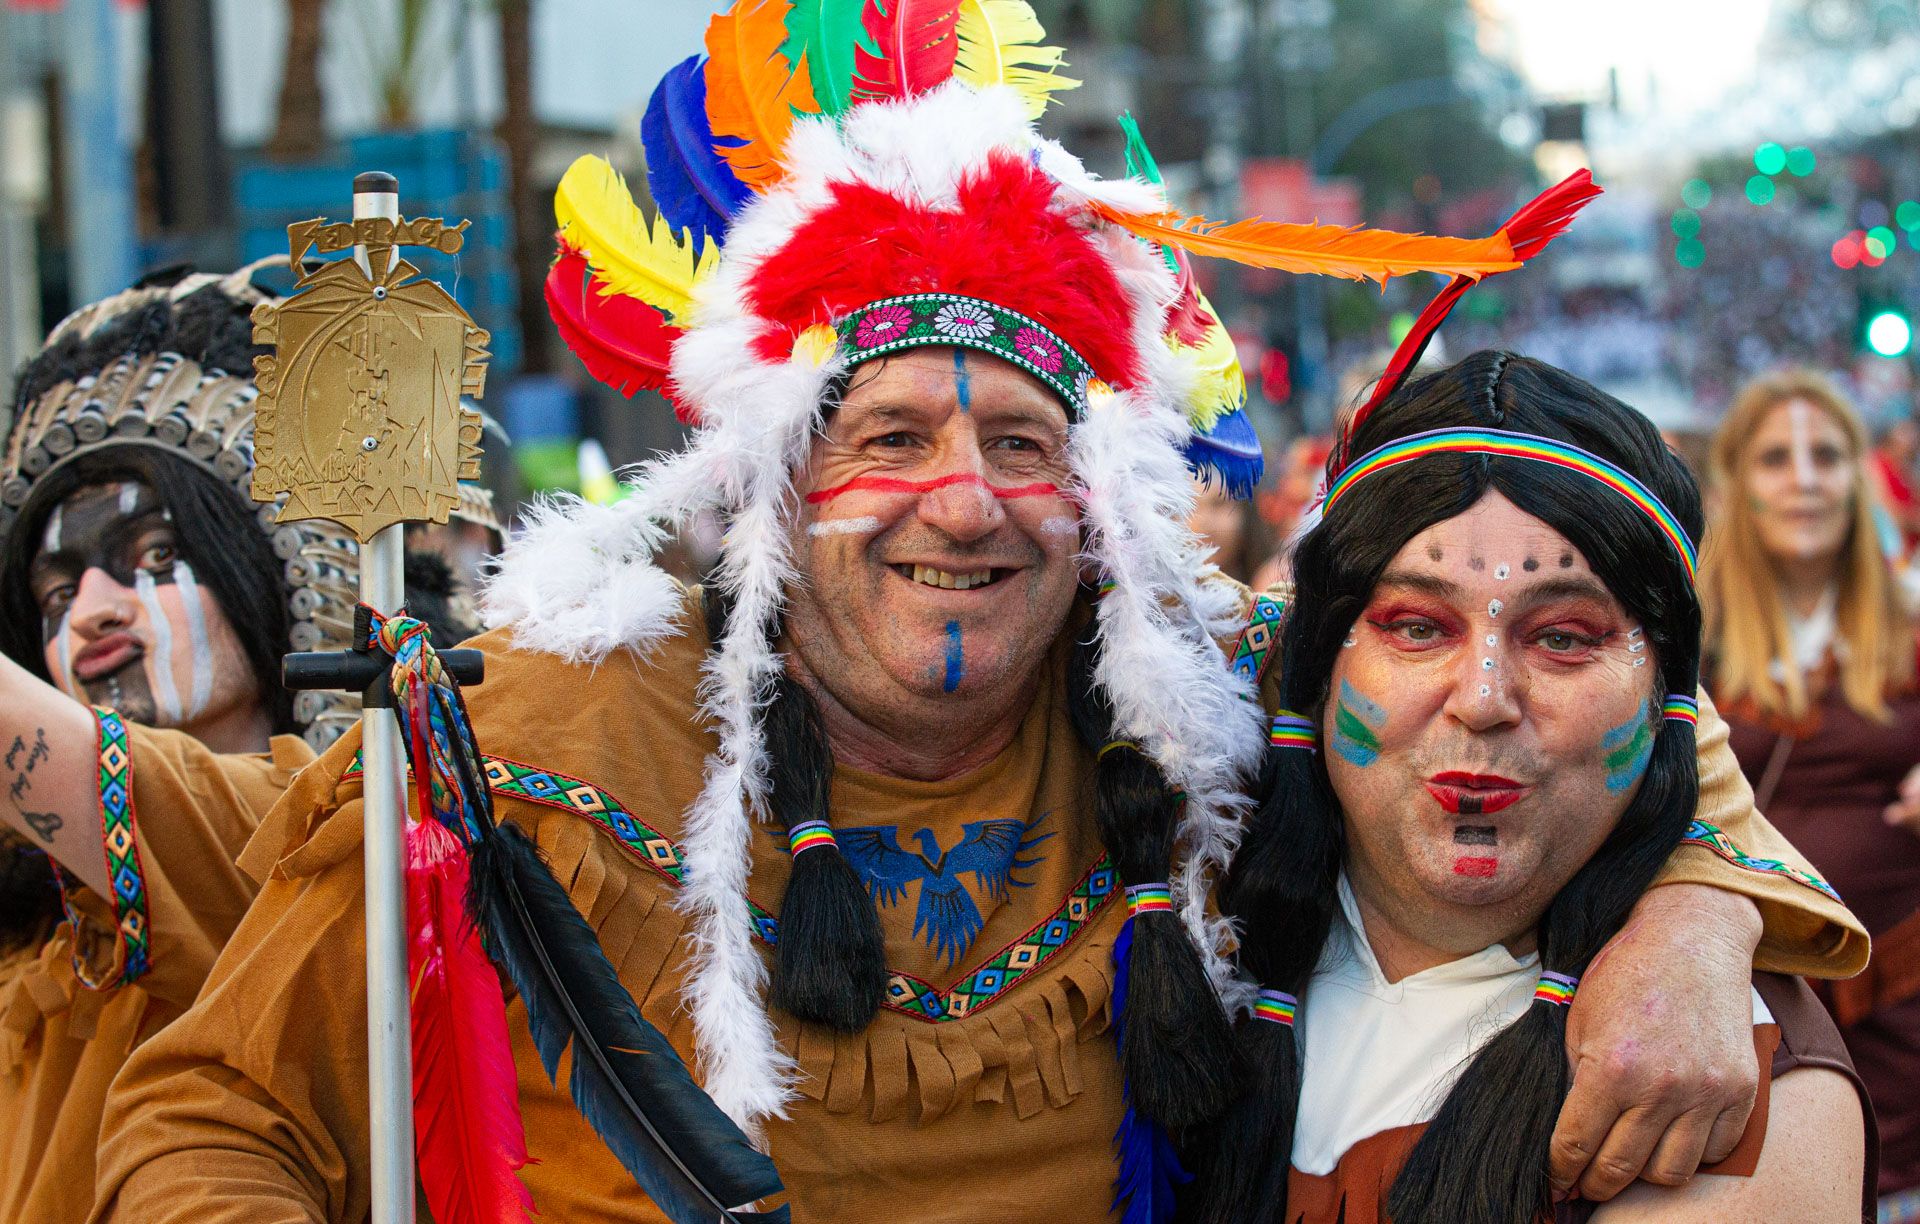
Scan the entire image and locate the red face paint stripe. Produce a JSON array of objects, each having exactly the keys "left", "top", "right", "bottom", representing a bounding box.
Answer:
[
  {"left": 1454, "top": 856, "right": 1498, "bottom": 877},
  {"left": 804, "top": 473, "right": 1064, "bottom": 504}
]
